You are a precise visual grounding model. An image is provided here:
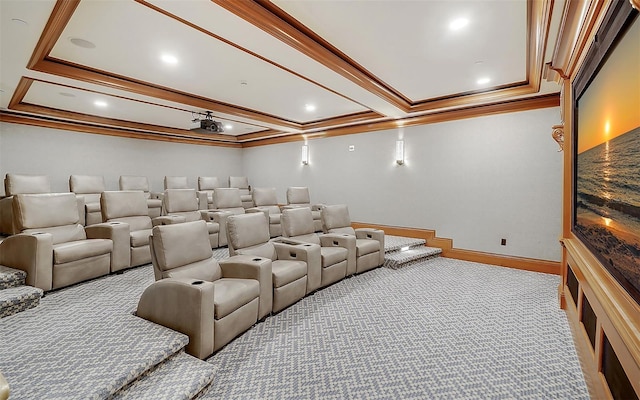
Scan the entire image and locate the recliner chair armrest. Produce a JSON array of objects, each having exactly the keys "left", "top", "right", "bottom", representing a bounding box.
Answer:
[
  {"left": 206, "top": 210, "right": 233, "bottom": 246},
  {"left": 0, "top": 232, "right": 54, "bottom": 291},
  {"left": 219, "top": 255, "right": 273, "bottom": 319},
  {"left": 273, "top": 239, "right": 322, "bottom": 293},
  {"left": 311, "top": 203, "right": 325, "bottom": 211},
  {"left": 355, "top": 228, "right": 385, "bottom": 265},
  {"left": 86, "top": 222, "right": 131, "bottom": 272},
  {"left": 137, "top": 278, "right": 215, "bottom": 360},
  {"left": 196, "top": 191, "right": 208, "bottom": 210},
  {"left": 151, "top": 215, "right": 186, "bottom": 226},
  {"left": 0, "top": 370, "right": 9, "bottom": 400},
  {"left": 75, "top": 196, "right": 86, "bottom": 226}
]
